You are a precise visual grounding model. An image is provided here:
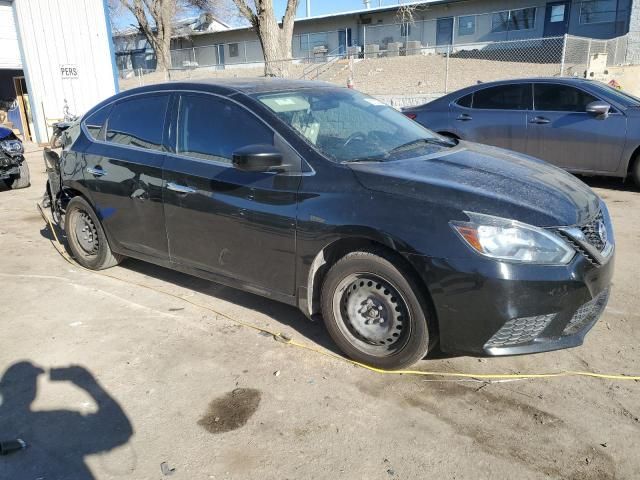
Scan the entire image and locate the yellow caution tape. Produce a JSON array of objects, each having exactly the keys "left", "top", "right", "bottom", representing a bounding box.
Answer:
[{"left": 37, "top": 203, "right": 640, "bottom": 382}]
